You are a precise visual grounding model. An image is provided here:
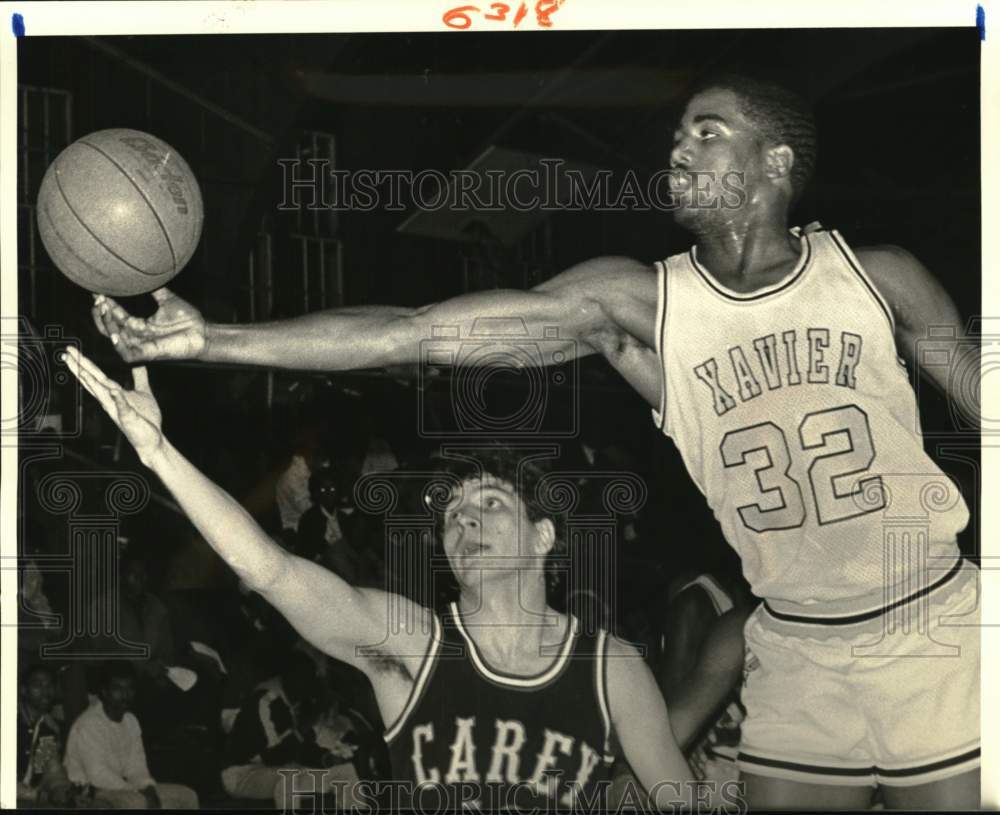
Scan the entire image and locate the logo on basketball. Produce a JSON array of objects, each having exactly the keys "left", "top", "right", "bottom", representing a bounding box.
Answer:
[{"left": 118, "top": 135, "right": 191, "bottom": 214}]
